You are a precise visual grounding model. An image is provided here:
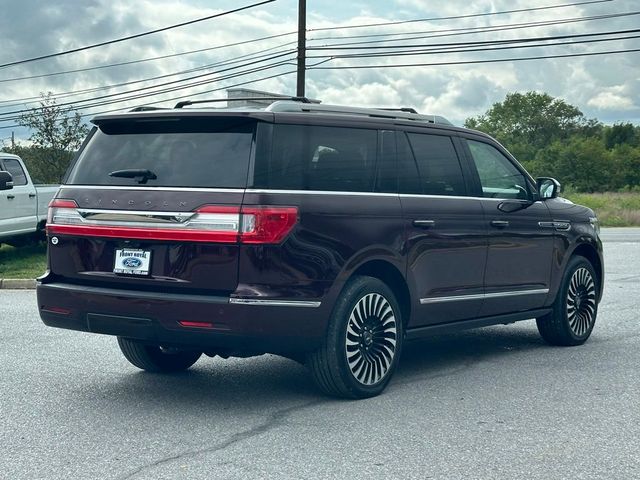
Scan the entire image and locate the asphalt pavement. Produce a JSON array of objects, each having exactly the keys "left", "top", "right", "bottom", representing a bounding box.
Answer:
[{"left": 1, "top": 229, "right": 639, "bottom": 479}]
